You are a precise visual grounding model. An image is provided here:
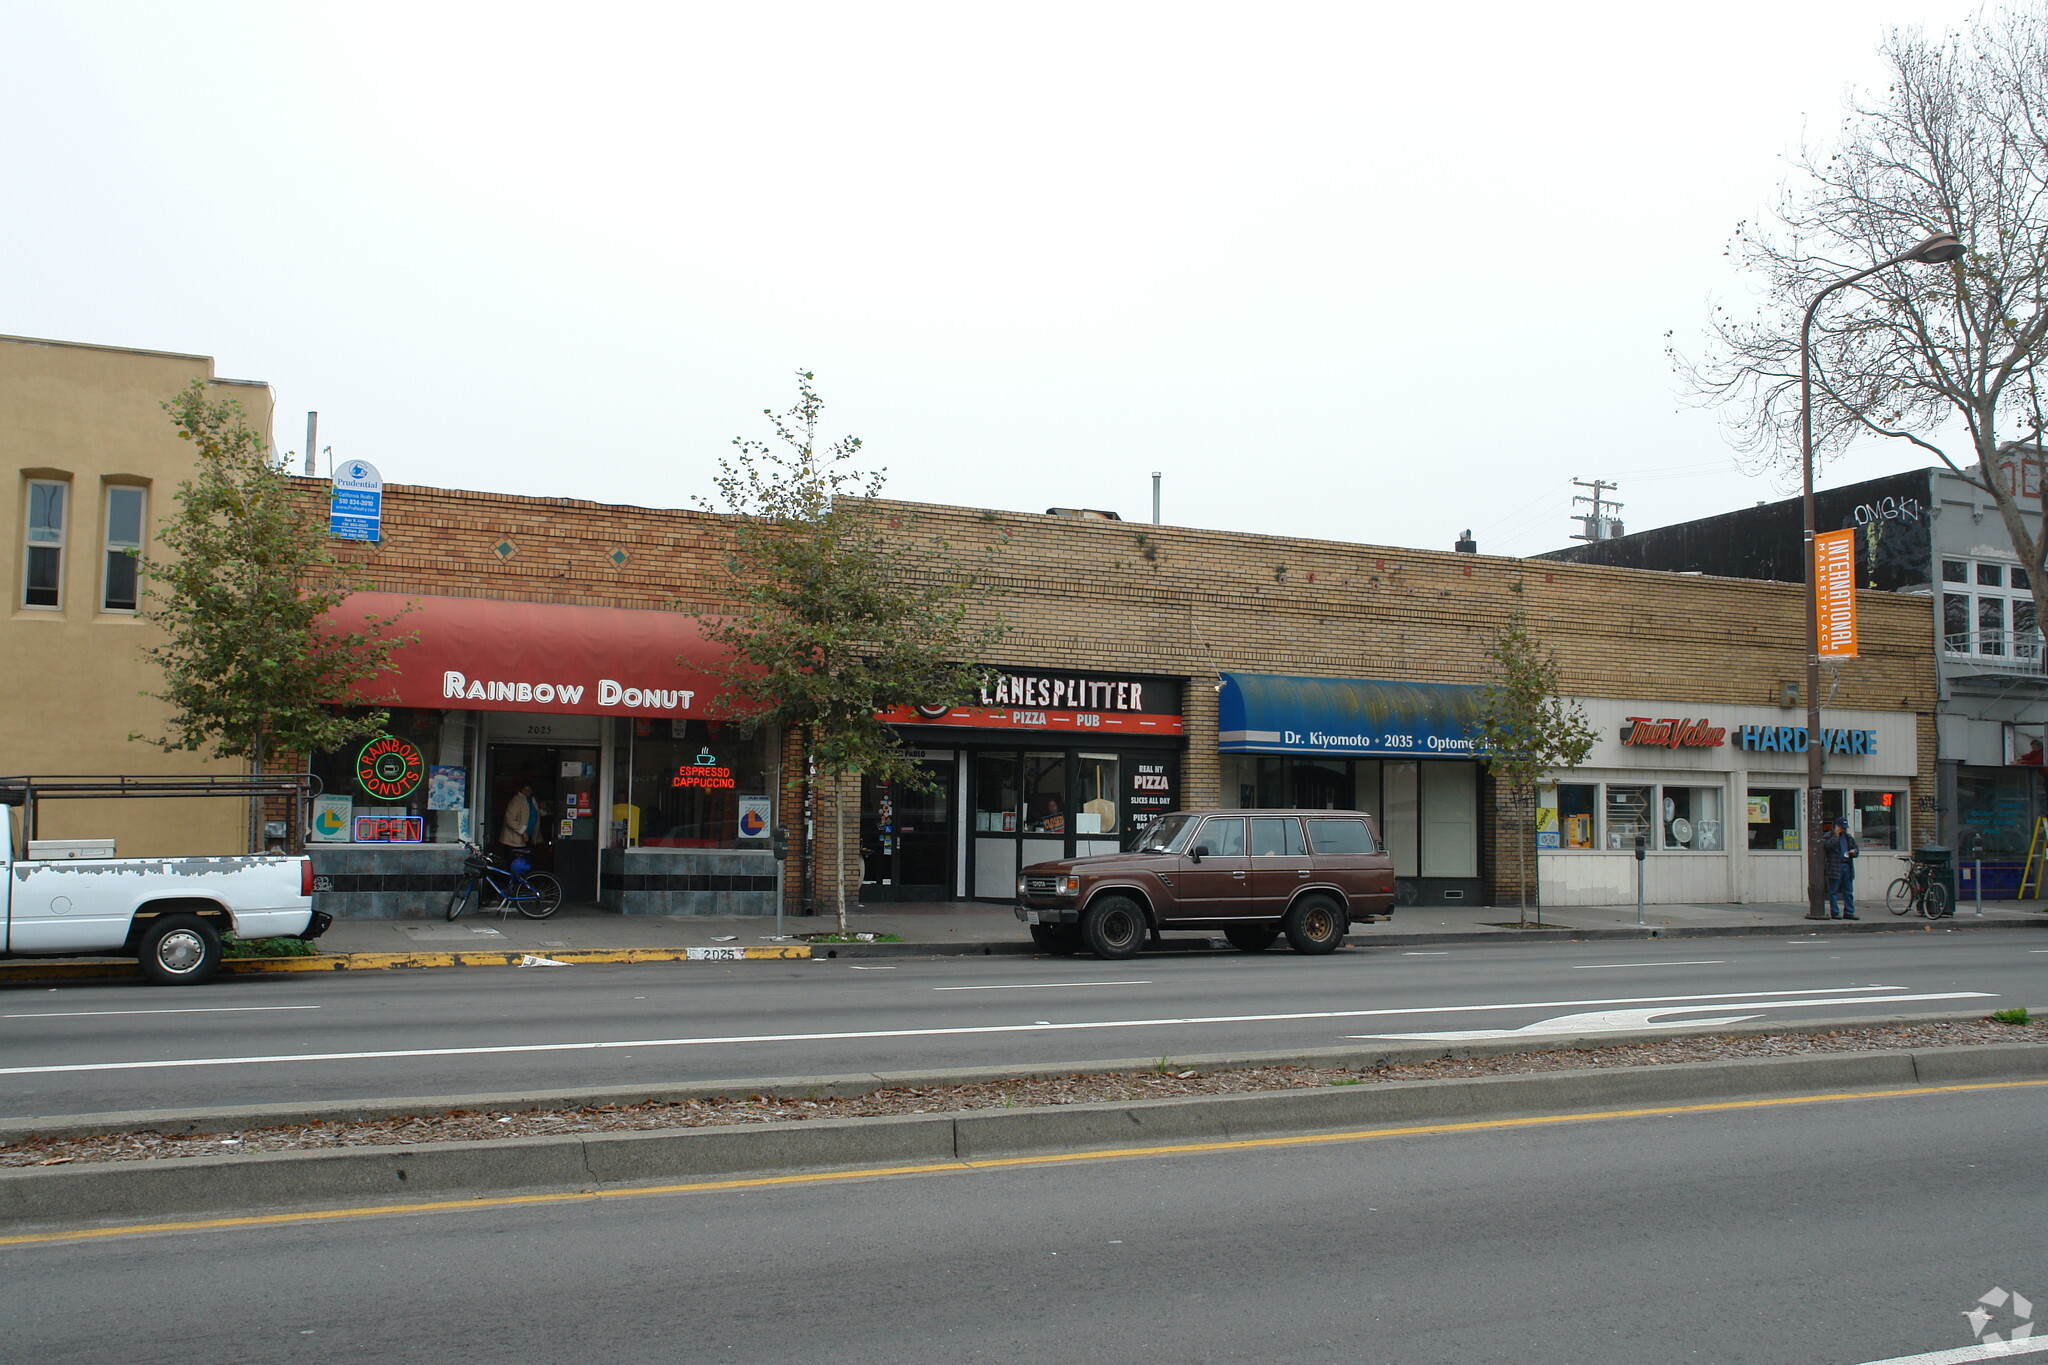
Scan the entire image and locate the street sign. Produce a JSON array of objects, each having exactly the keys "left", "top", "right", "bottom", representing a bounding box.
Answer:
[{"left": 330, "top": 459, "right": 384, "bottom": 541}]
